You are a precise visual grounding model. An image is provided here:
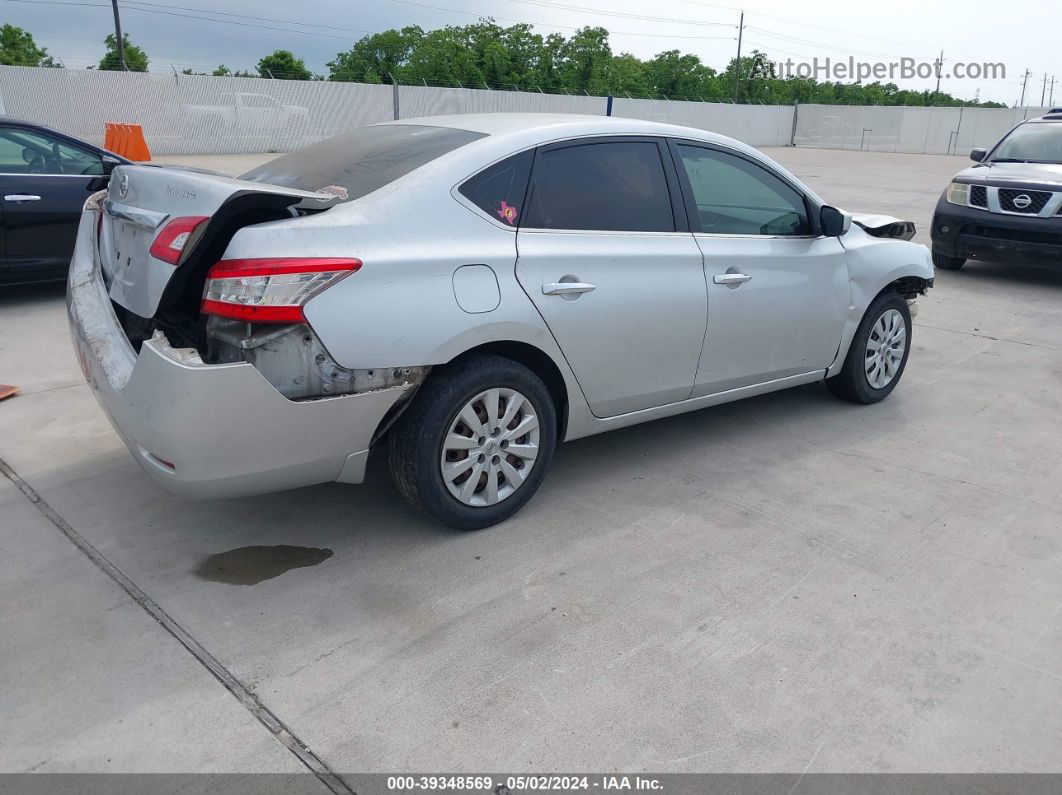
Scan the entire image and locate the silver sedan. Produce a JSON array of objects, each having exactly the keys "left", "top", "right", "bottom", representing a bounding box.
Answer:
[{"left": 69, "top": 114, "right": 934, "bottom": 529}]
